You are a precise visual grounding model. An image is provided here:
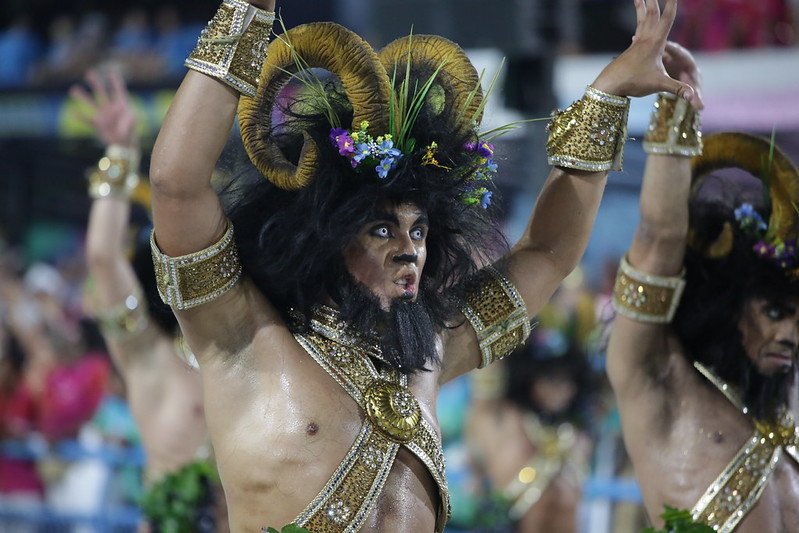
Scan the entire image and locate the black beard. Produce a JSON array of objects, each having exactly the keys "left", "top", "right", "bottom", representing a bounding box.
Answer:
[
  {"left": 699, "top": 331, "right": 797, "bottom": 422},
  {"left": 334, "top": 274, "right": 440, "bottom": 375},
  {"left": 741, "top": 359, "right": 796, "bottom": 422}
]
